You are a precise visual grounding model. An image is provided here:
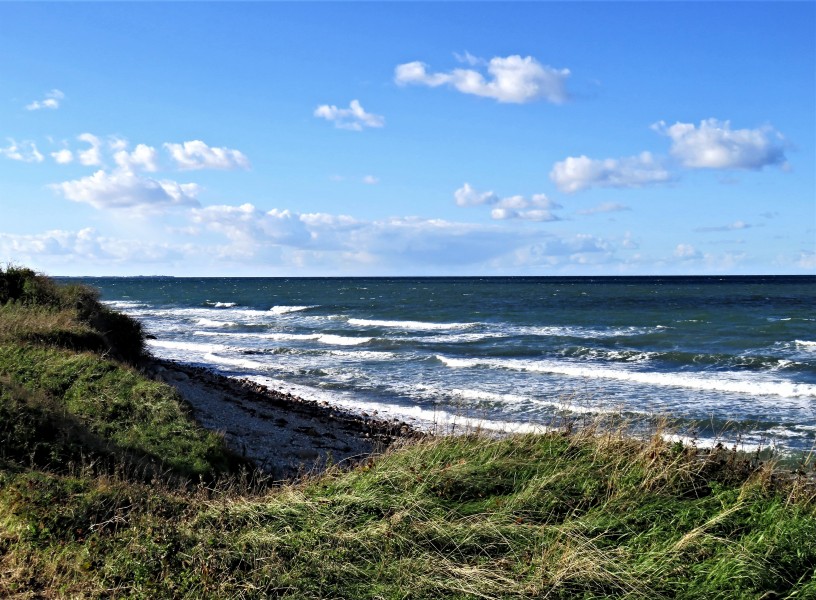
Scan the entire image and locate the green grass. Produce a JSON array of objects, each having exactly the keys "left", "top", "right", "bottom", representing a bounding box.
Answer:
[
  {"left": 1, "top": 266, "right": 814, "bottom": 599},
  {"left": 1, "top": 432, "right": 814, "bottom": 599}
]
